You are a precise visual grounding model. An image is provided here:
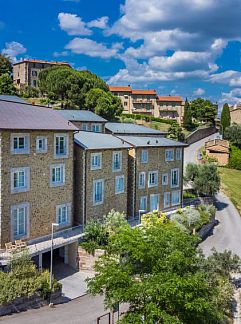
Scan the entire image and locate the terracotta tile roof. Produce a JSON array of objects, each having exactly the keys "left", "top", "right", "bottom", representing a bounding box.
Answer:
[
  {"left": 157, "top": 96, "right": 183, "bottom": 102},
  {"left": 0, "top": 100, "right": 78, "bottom": 131},
  {"left": 14, "top": 59, "right": 70, "bottom": 67},
  {"left": 132, "top": 89, "right": 157, "bottom": 95},
  {"left": 109, "top": 86, "right": 132, "bottom": 92}
]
